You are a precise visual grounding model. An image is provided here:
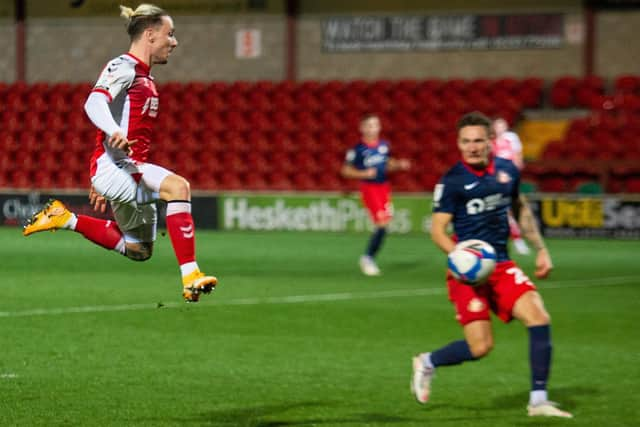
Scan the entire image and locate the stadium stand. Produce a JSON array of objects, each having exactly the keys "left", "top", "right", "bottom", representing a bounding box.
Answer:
[{"left": 0, "top": 76, "right": 638, "bottom": 192}]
